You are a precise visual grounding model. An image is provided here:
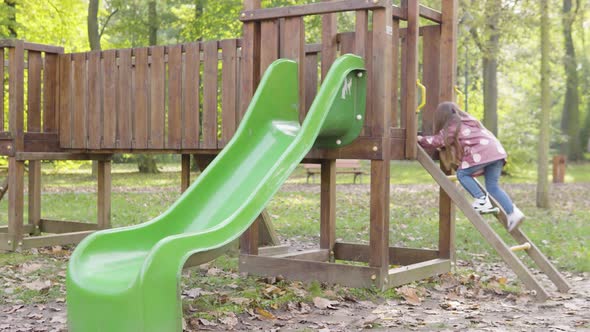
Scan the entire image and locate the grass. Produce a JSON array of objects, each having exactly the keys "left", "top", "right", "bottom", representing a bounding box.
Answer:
[{"left": 0, "top": 160, "right": 588, "bottom": 315}]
